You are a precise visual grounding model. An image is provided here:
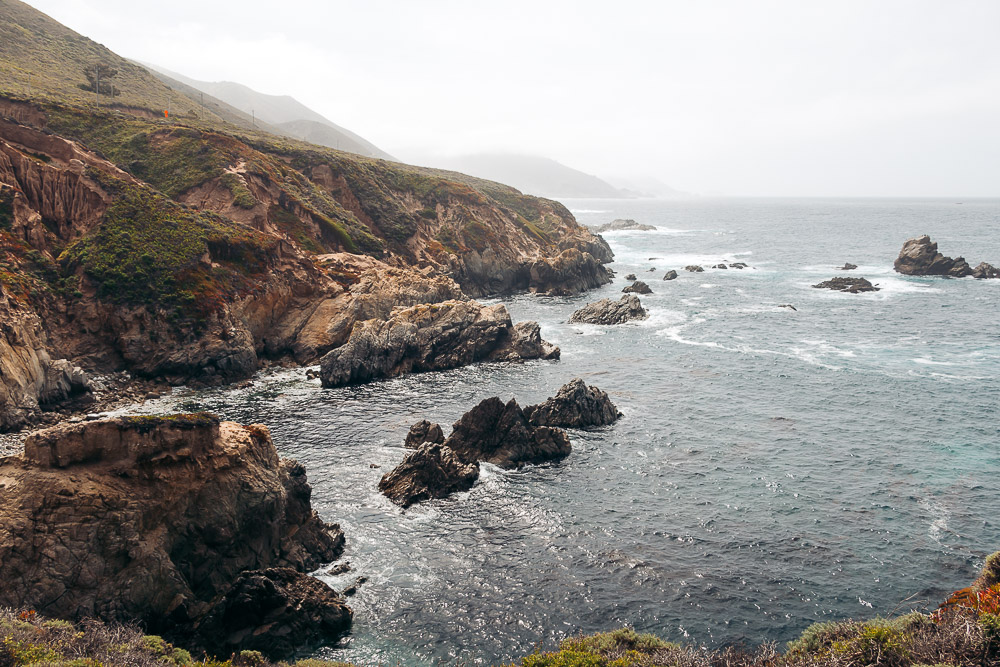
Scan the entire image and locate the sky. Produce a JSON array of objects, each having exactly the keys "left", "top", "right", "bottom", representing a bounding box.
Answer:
[{"left": 25, "top": 0, "right": 1000, "bottom": 196}]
